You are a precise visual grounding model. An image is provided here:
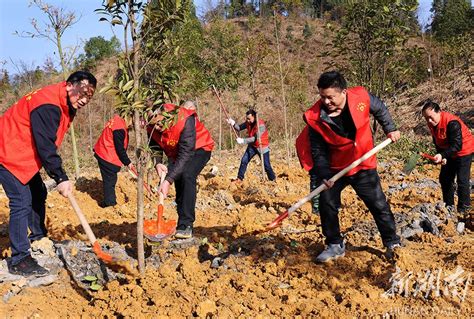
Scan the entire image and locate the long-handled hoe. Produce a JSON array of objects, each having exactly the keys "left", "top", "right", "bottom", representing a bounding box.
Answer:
[
  {"left": 261, "top": 138, "right": 393, "bottom": 233},
  {"left": 403, "top": 152, "right": 447, "bottom": 174}
]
